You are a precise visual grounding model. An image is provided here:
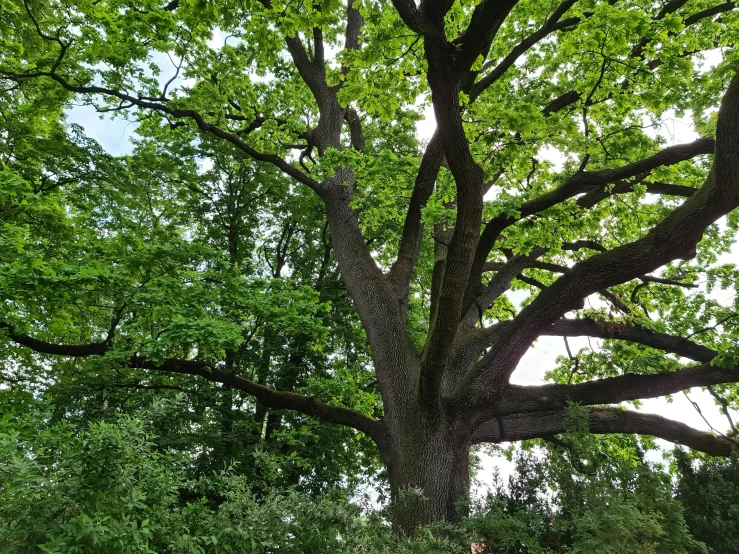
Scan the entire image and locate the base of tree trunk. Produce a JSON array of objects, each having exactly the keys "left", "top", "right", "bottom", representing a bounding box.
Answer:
[{"left": 384, "top": 426, "right": 471, "bottom": 534}]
